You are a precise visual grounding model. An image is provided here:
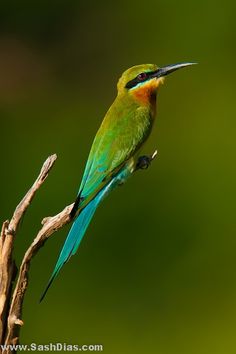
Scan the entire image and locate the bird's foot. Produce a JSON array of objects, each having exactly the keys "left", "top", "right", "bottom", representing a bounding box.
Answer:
[{"left": 136, "top": 150, "right": 158, "bottom": 170}]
